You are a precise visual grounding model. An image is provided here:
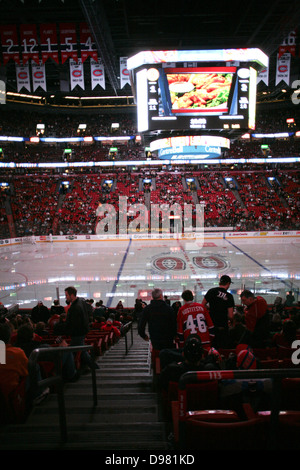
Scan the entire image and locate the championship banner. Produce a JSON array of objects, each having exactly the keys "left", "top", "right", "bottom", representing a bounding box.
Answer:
[
  {"left": 79, "top": 22, "right": 98, "bottom": 63},
  {"left": 16, "top": 64, "right": 31, "bottom": 92},
  {"left": 91, "top": 58, "right": 105, "bottom": 89},
  {"left": 40, "top": 23, "right": 59, "bottom": 64},
  {"left": 120, "top": 57, "right": 130, "bottom": 88},
  {"left": 276, "top": 52, "right": 291, "bottom": 85},
  {"left": 0, "top": 24, "right": 20, "bottom": 65},
  {"left": 32, "top": 61, "right": 47, "bottom": 91},
  {"left": 257, "top": 67, "right": 269, "bottom": 86},
  {"left": 20, "top": 24, "right": 40, "bottom": 65},
  {"left": 59, "top": 23, "right": 78, "bottom": 64},
  {"left": 70, "top": 58, "right": 84, "bottom": 90}
]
